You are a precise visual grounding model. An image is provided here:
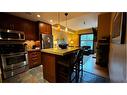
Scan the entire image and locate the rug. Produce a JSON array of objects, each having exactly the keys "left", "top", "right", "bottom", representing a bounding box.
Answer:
[{"left": 79, "top": 71, "right": 110, "bottom": 83}]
